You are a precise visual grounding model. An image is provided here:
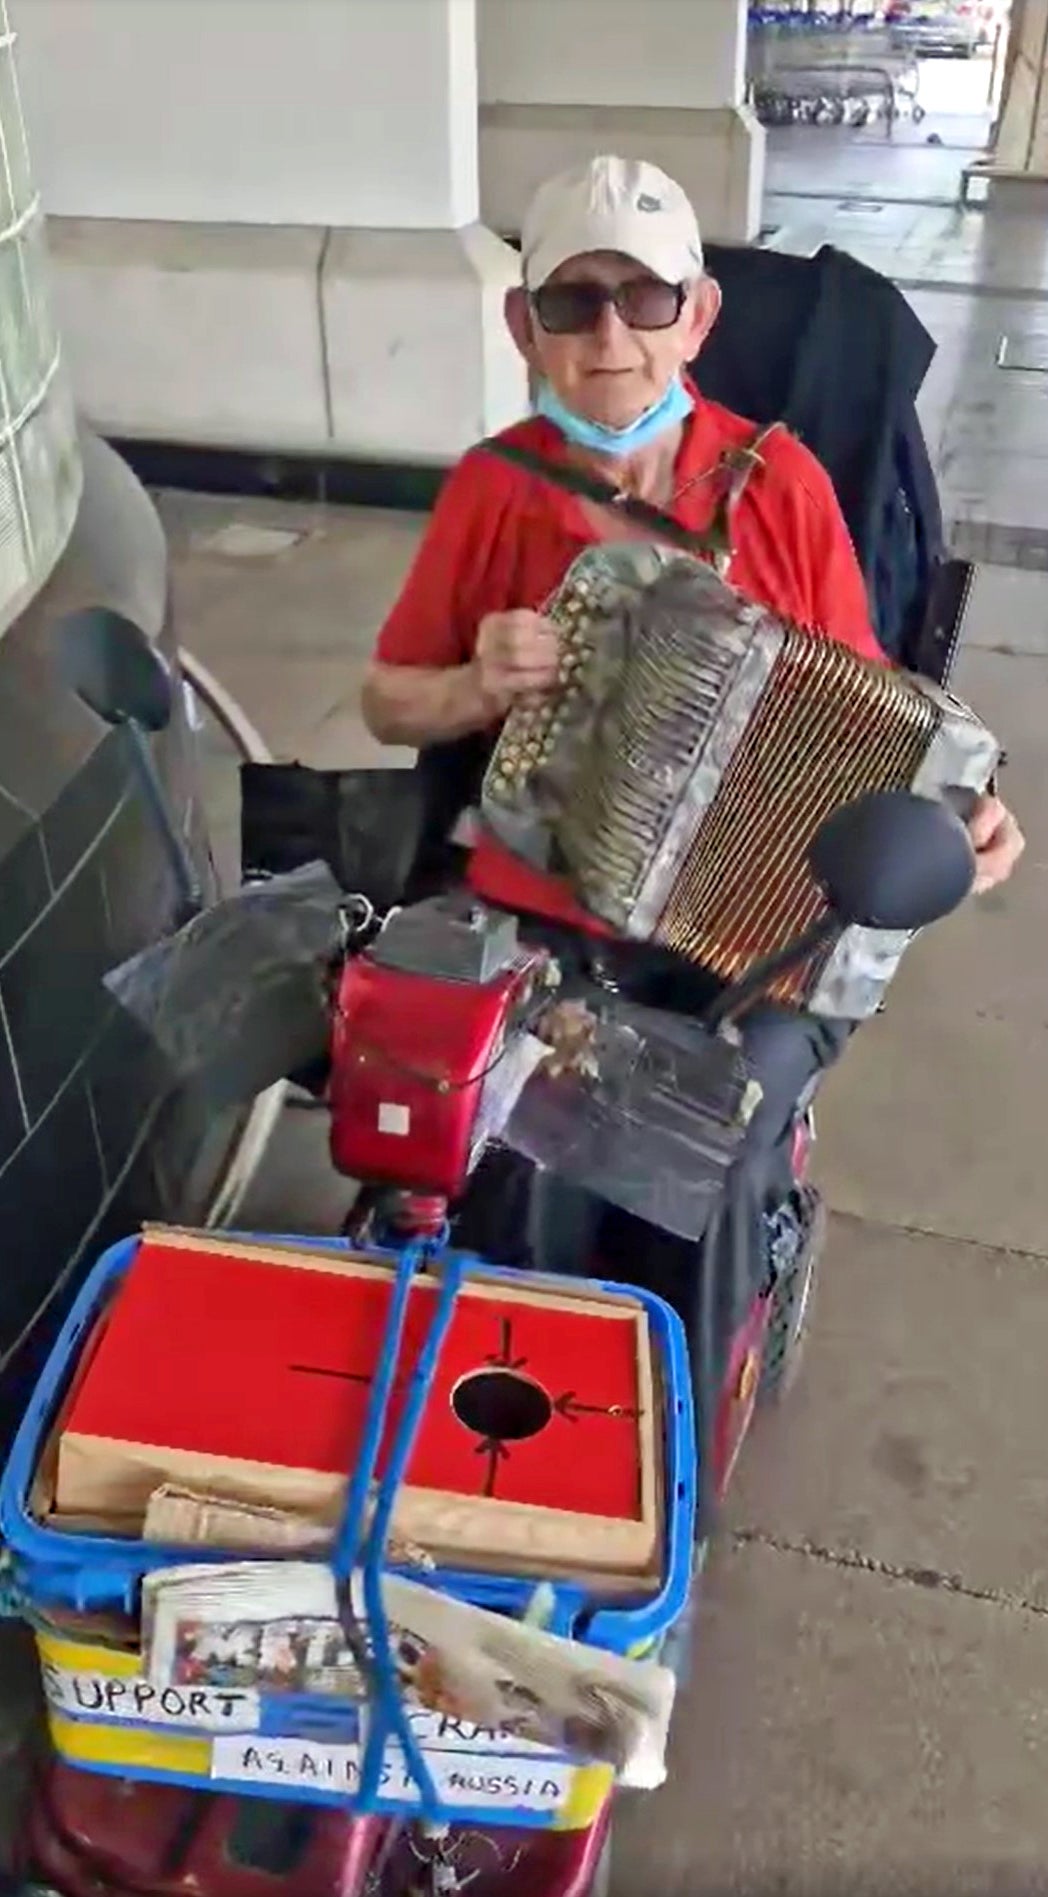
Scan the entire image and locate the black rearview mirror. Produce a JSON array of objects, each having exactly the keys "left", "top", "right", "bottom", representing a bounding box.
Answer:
[
  {"left": 54, "top": 606, "right": 200, "bottom": 923},
  {"left": 706, "top": 786, "right": 977, "bottom": 1032},
  {"left": 810, "top": 787, "right": 976, "bottom": 933}
]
